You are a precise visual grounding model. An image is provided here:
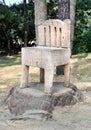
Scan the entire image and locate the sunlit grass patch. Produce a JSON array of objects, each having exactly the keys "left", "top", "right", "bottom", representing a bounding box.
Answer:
[
  {"left": 0, "top": 74, "right": 21, "bottom": 89},
  {"left": 71, "top": 53, "right": 91, "bottom": 88},
  {"left": 0, "top": 54, "right": 21, "bottom": 69}
]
